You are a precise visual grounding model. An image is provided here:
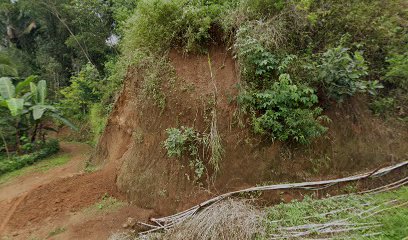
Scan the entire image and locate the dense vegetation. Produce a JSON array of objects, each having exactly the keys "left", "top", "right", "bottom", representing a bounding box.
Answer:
[
  {"left": 0, "top": 0, "right": 137, "bottom": 174},
  {"left": 0, "top": 0, "right": 407, "bottom": 177}
]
